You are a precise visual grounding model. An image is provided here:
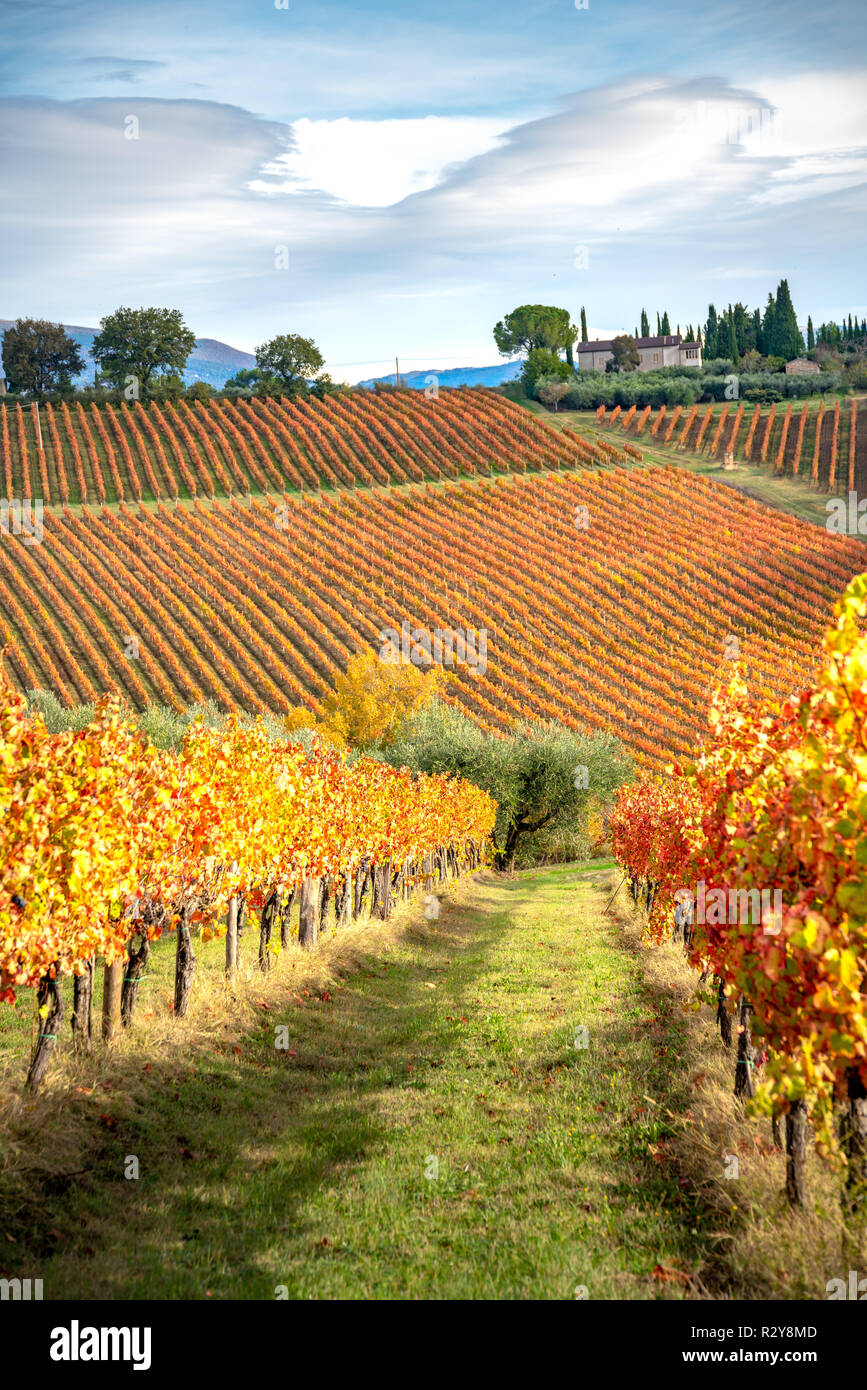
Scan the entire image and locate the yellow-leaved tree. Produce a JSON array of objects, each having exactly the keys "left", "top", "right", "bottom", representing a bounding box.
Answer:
[{"left": 286, "top": 650, "right": 446, "bottom": 749}]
